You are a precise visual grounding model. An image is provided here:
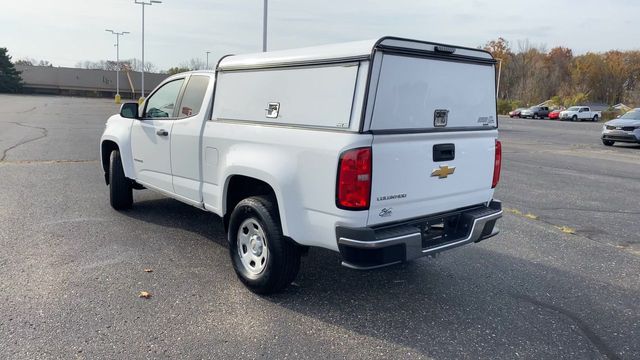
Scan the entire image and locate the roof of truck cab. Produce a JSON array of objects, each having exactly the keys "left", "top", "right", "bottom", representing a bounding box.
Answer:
[{"left": 217, "top": 37, "right": 494, "bottom": 71}]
